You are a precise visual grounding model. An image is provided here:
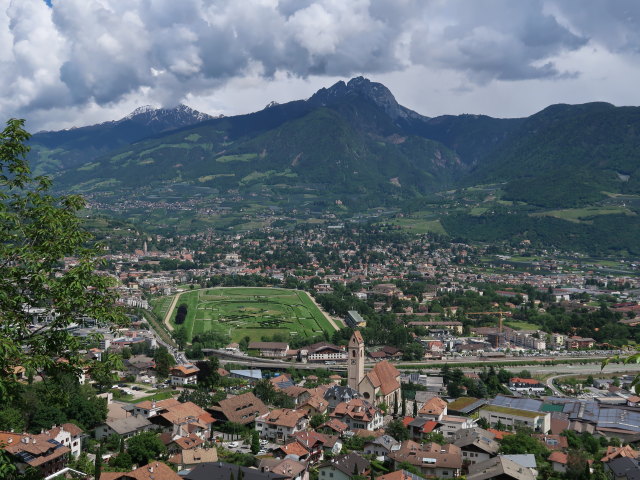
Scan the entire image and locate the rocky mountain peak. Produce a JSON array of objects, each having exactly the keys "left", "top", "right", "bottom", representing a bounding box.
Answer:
[
  {"left": 118, "top": 104, "right": 214, "bottom": 131},
  {"left": 309, "top": 76, "right": 426, "bottom": 121}
]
